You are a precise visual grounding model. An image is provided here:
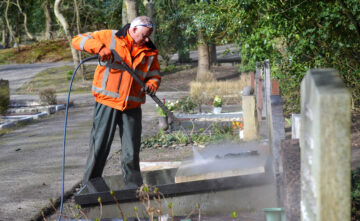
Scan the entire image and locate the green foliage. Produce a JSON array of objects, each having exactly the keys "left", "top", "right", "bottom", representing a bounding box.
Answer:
[
  {"left": 175, "top": 0, "right": 246, "bottom": 46},
  {"left": 232, "top": 211, "right": 238, "bottom": 219},
  {"left": 162, "top": 64, "right": 178, "bottom": 73},
  {"left": 213, "top": 95, "right": 223, "bottom": 107},
  {"left": 141, "top": 123, "right": 239, "bottom": 149},
  {"left": 177, "top": 96, "right": 197, "bottom": 114},
  {"left": 66, "top": 70, "right": 73, "bottom": 80},
  {"left": 234, "top": 0, "right": 360, "bottom": 113},
  {"left": 352, "top": 168, "right": 360, "bottom": 220},
  {"left": 2, "top": 0, "right": 359, "bottom": 113},
  {"left": 156, "top": 100, "right": 178, "bottom": 117},
  {"left": 156, "top": 96, "right": 197, "bottom": 116},
  {"left": 157, "top": 0, "right": 359, "bottom": 113},
  {"left": 154, "top": 0, "right": 195, "bottom": 65}
]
